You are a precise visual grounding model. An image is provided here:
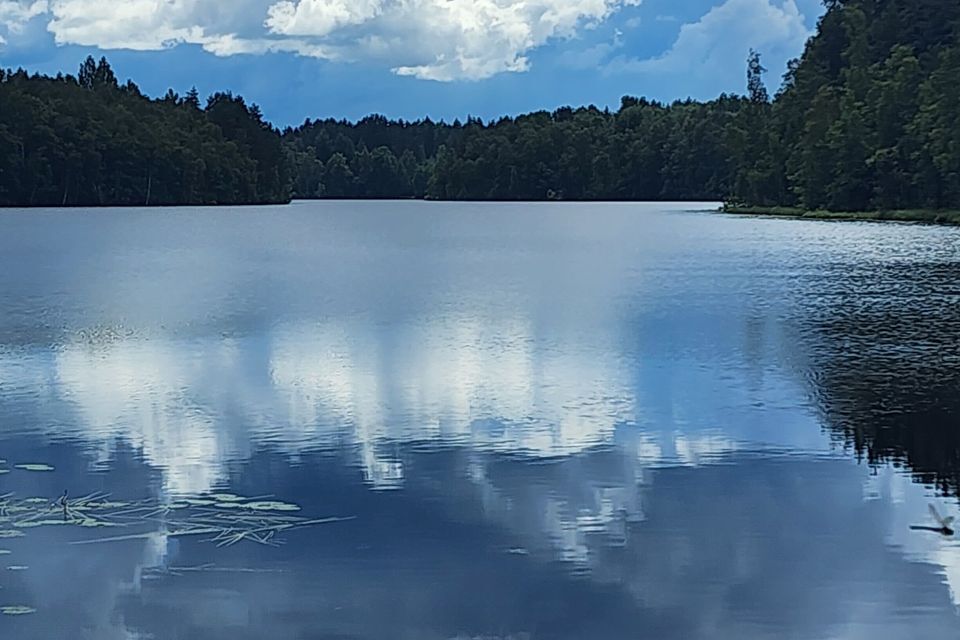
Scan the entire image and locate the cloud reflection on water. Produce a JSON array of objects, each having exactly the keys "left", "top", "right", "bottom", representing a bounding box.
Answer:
[{"left": 3, "top": 203, "right": 960, "bottom": 638}]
